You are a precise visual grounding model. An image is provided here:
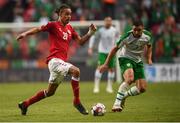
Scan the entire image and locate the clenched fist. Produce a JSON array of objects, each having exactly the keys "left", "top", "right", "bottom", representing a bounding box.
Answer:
[{"left": 88, "top": 24, "right": 97, "bottom": 36}]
